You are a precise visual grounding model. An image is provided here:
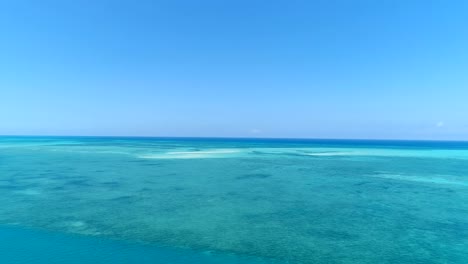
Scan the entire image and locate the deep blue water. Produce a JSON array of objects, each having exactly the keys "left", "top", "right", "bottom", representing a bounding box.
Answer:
[
  {"left": 0, "top": 226, "right": 278, "bottom": 264},
  {"left": 1, "top": 136, "right": 468, "bottom": 263}
]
